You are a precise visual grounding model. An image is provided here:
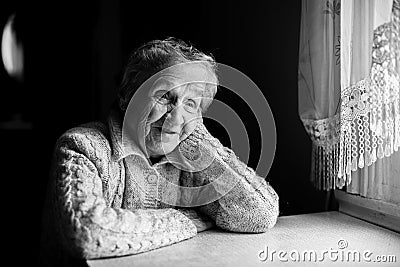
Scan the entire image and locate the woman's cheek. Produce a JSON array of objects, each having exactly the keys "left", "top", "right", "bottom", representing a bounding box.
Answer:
[
  {"left": 141, "top": 101, "right": 167, "bottom": 136},
  {"left": 148, "top": 102, "right": 167, "bottom": 123}
]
